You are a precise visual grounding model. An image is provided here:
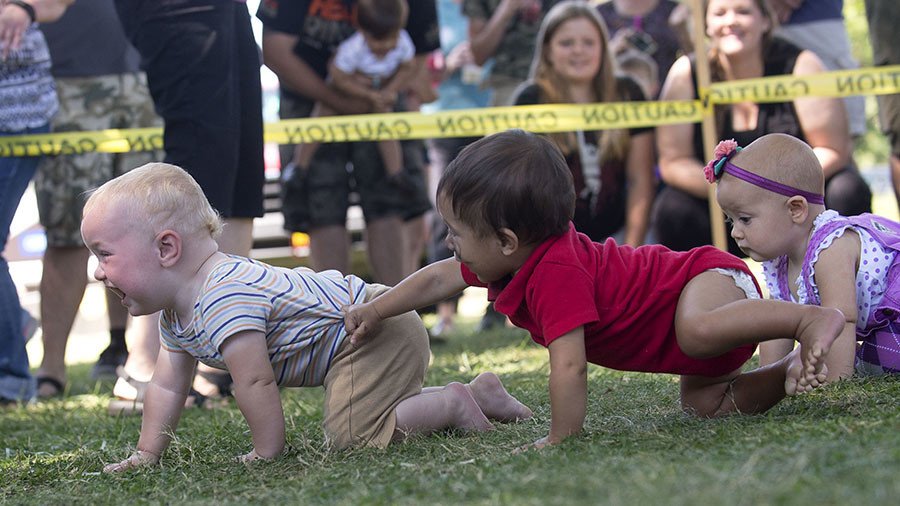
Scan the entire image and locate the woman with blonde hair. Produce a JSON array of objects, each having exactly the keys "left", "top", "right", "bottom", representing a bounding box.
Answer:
[{"left": 511, "top": 0, "right": 655, "bottom": 246}]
